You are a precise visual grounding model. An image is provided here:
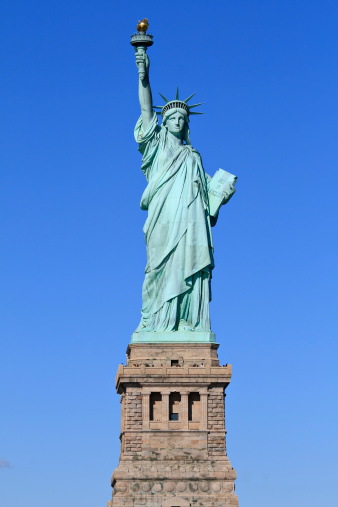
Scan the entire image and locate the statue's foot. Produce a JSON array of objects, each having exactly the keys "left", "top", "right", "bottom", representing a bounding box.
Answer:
[{"left": 178, "top": 320, "right": 194, "bottom": 331}]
